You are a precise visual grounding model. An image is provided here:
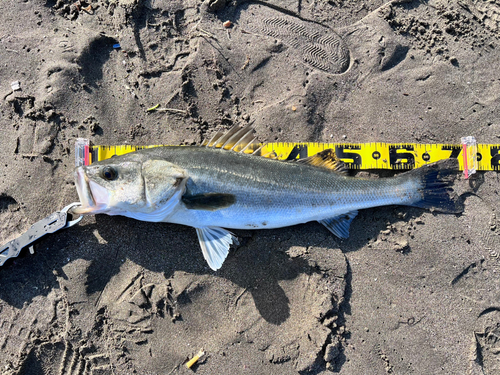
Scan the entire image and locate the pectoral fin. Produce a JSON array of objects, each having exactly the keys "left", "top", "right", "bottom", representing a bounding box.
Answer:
[
  {"left": 319, "top": 210, "right": 358, "bottom": 239},
  {"left": 195, "top": 227, "right": 239, "bottom": 270}
]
